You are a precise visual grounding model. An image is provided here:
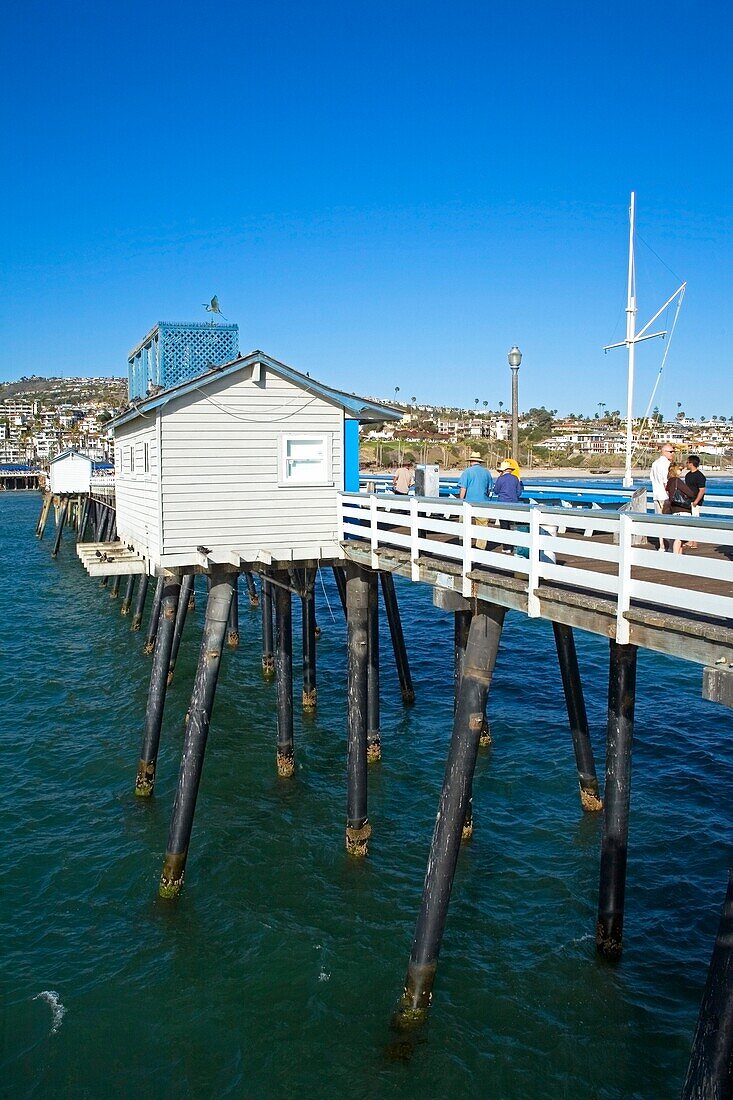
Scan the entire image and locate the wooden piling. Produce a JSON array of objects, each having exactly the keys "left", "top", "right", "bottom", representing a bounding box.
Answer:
[
  {"left": 380, "top": 571, "right": 415, "bottom": 705},
  {"left": 274, "top": 573, "right": 294, "bottom": 776},
  {"left": 395, "top": 602, "right": 506, "bottom": 1025},
  {"left": 244, "top": 571, "right": 259, "bottom": 608},
  {"left": 36, "top": 493, "right": 53, "bottom": 540},
  {"left": 346, "top": 563, "right": 371, "bottom": 856},
  {"left": 454, "top": 609, "right": 474, "bottom": 840},
  {"left": 302, "top": 570, "right": 317, "bottom": 711},
  {"left": 366, "top": 569, "right": 381, "bottom": 763},
  {"left": 159, "top": 570, "right": 235, "bottom": 897},
  {"left": 682, "top": 869, "right": 733, "bottom": 1100},
  {"left": 227, "top": 574, "right": 240, "bottom": 648},
  {"left": 135, "top": 575, "right": 182, "bottom": 797},
  {"left": 332, "top": 564, "right": 347, "bottom": 615},
  {"left": 143, "top": 576, "right": 165, "bottom": 655},
  {"left": 131, "top": 575, "right": 149, "bottom": 631},
  {"left": 120, "top": 575, "right": 135, "bottom": 616},
  {"left": 167, "top": 574, "right": 194, "bottom": 685},
  {"left": 51, "top": 497, "right": 69, "bottom": 559},
  {"left": 78, "top": 496, "right": 91, "bottom": 542},
  {"left": 552, "top": 622, "right": 602, "bottom": 812},
  {"left": 109, "top": 573, "right": 121, "bottom": 599},
  {"left": 261, "top": 575, "right": 275, "bottom": 678},
  {"left": 596, "top": 640, "right": 638, "bottom": 959}
]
